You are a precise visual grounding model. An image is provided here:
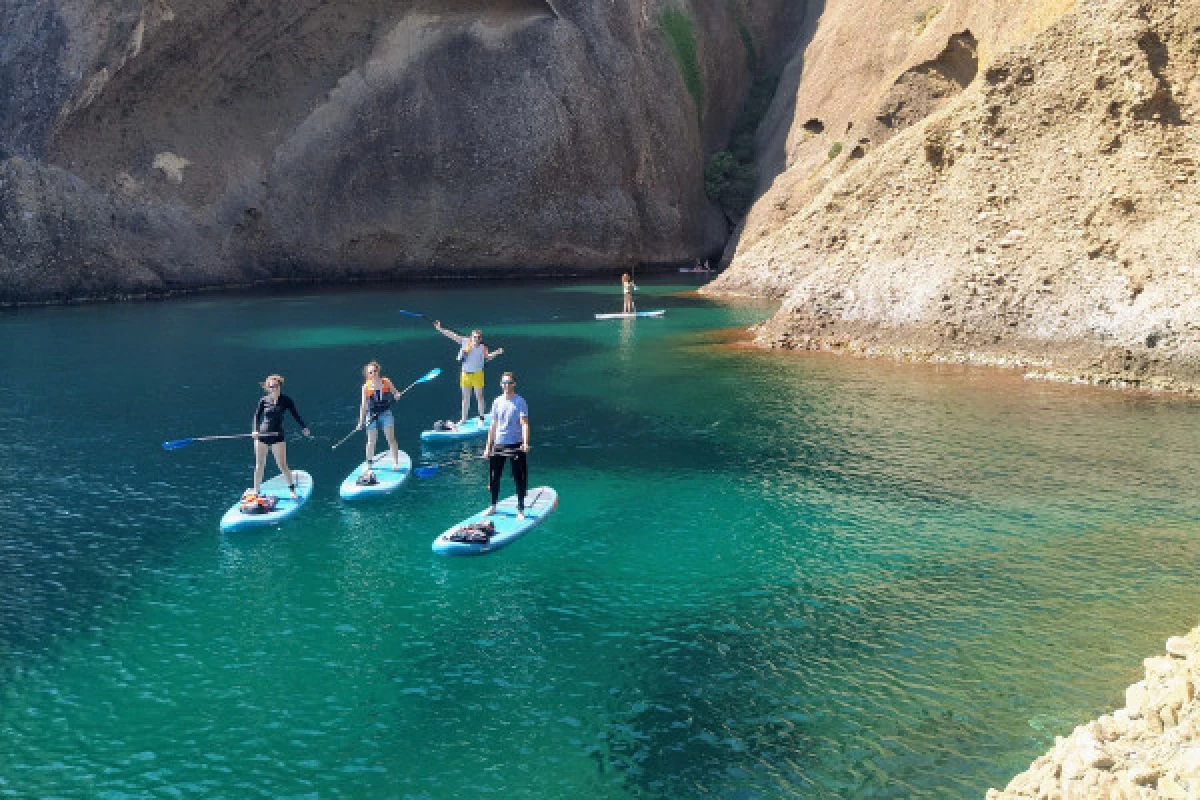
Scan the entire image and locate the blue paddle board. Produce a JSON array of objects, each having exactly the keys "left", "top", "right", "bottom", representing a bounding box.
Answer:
[
  {"left": 338, "top": 450, "right": 411, "bottom": 500},
  {"left": 220, "top": 470, "right": 313, "bottom": 532},
  {"left": 420, "top": 414, "right": 492, "bottom": 442},
  {"left": 432, "top": 486, "right": 558, "bottom": 556},
  {"left": 594, "top": 310, "right": 666, "bottom": 319}
]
